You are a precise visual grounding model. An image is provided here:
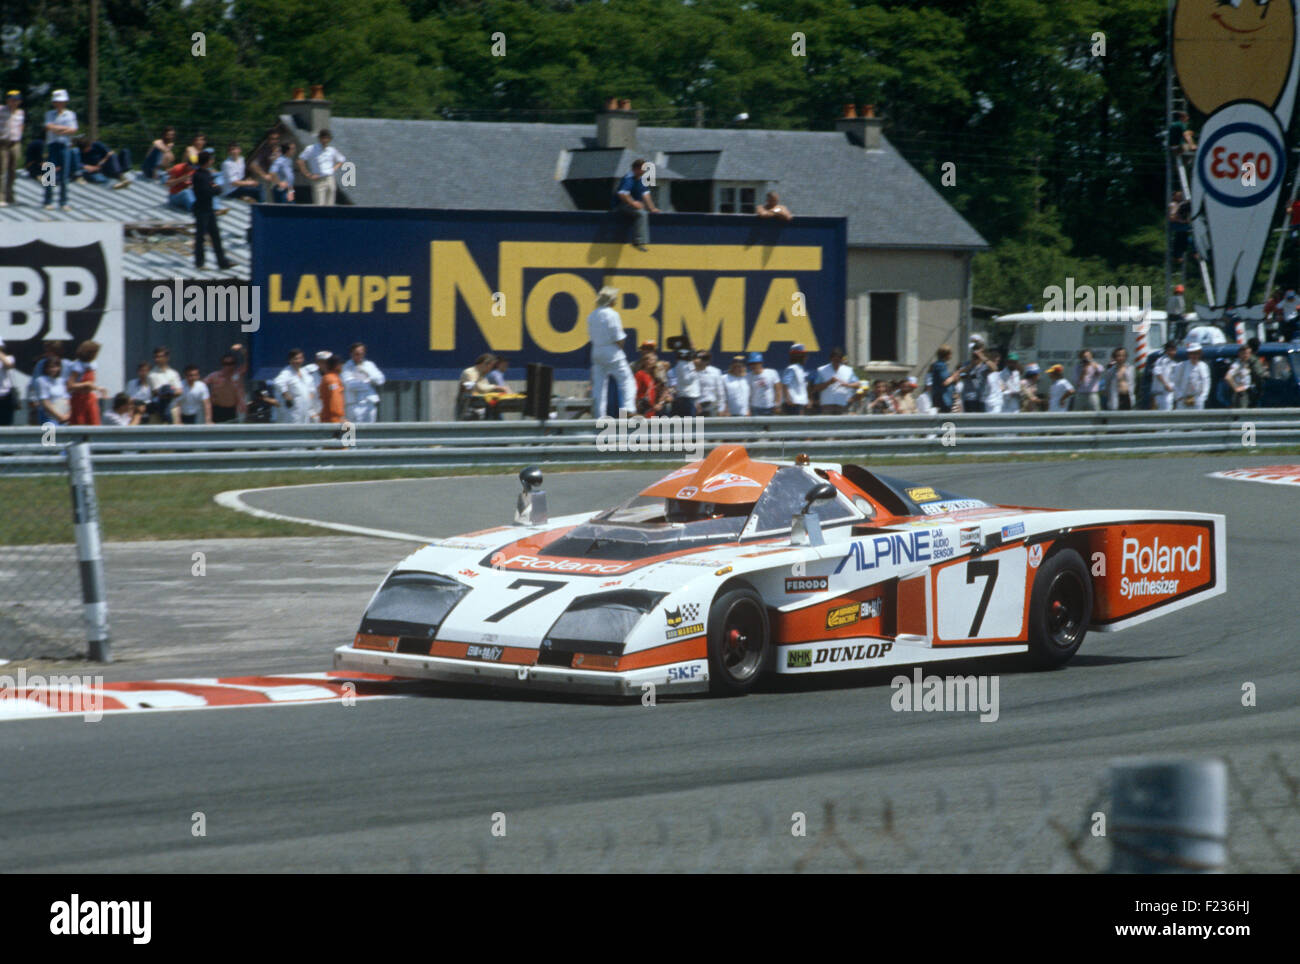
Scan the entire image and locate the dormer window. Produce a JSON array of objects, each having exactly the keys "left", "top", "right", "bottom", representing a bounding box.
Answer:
[{"left": 715, "top": 183, "right": 763, "bottom": 214}]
